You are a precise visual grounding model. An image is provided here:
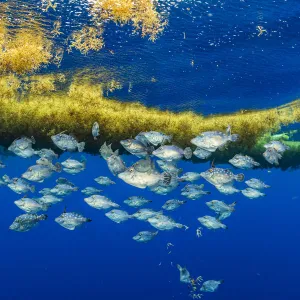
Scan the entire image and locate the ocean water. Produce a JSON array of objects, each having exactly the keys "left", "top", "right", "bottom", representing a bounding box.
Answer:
[{"left": 0, "top": 0, "right": 299, "bottom": 299}]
